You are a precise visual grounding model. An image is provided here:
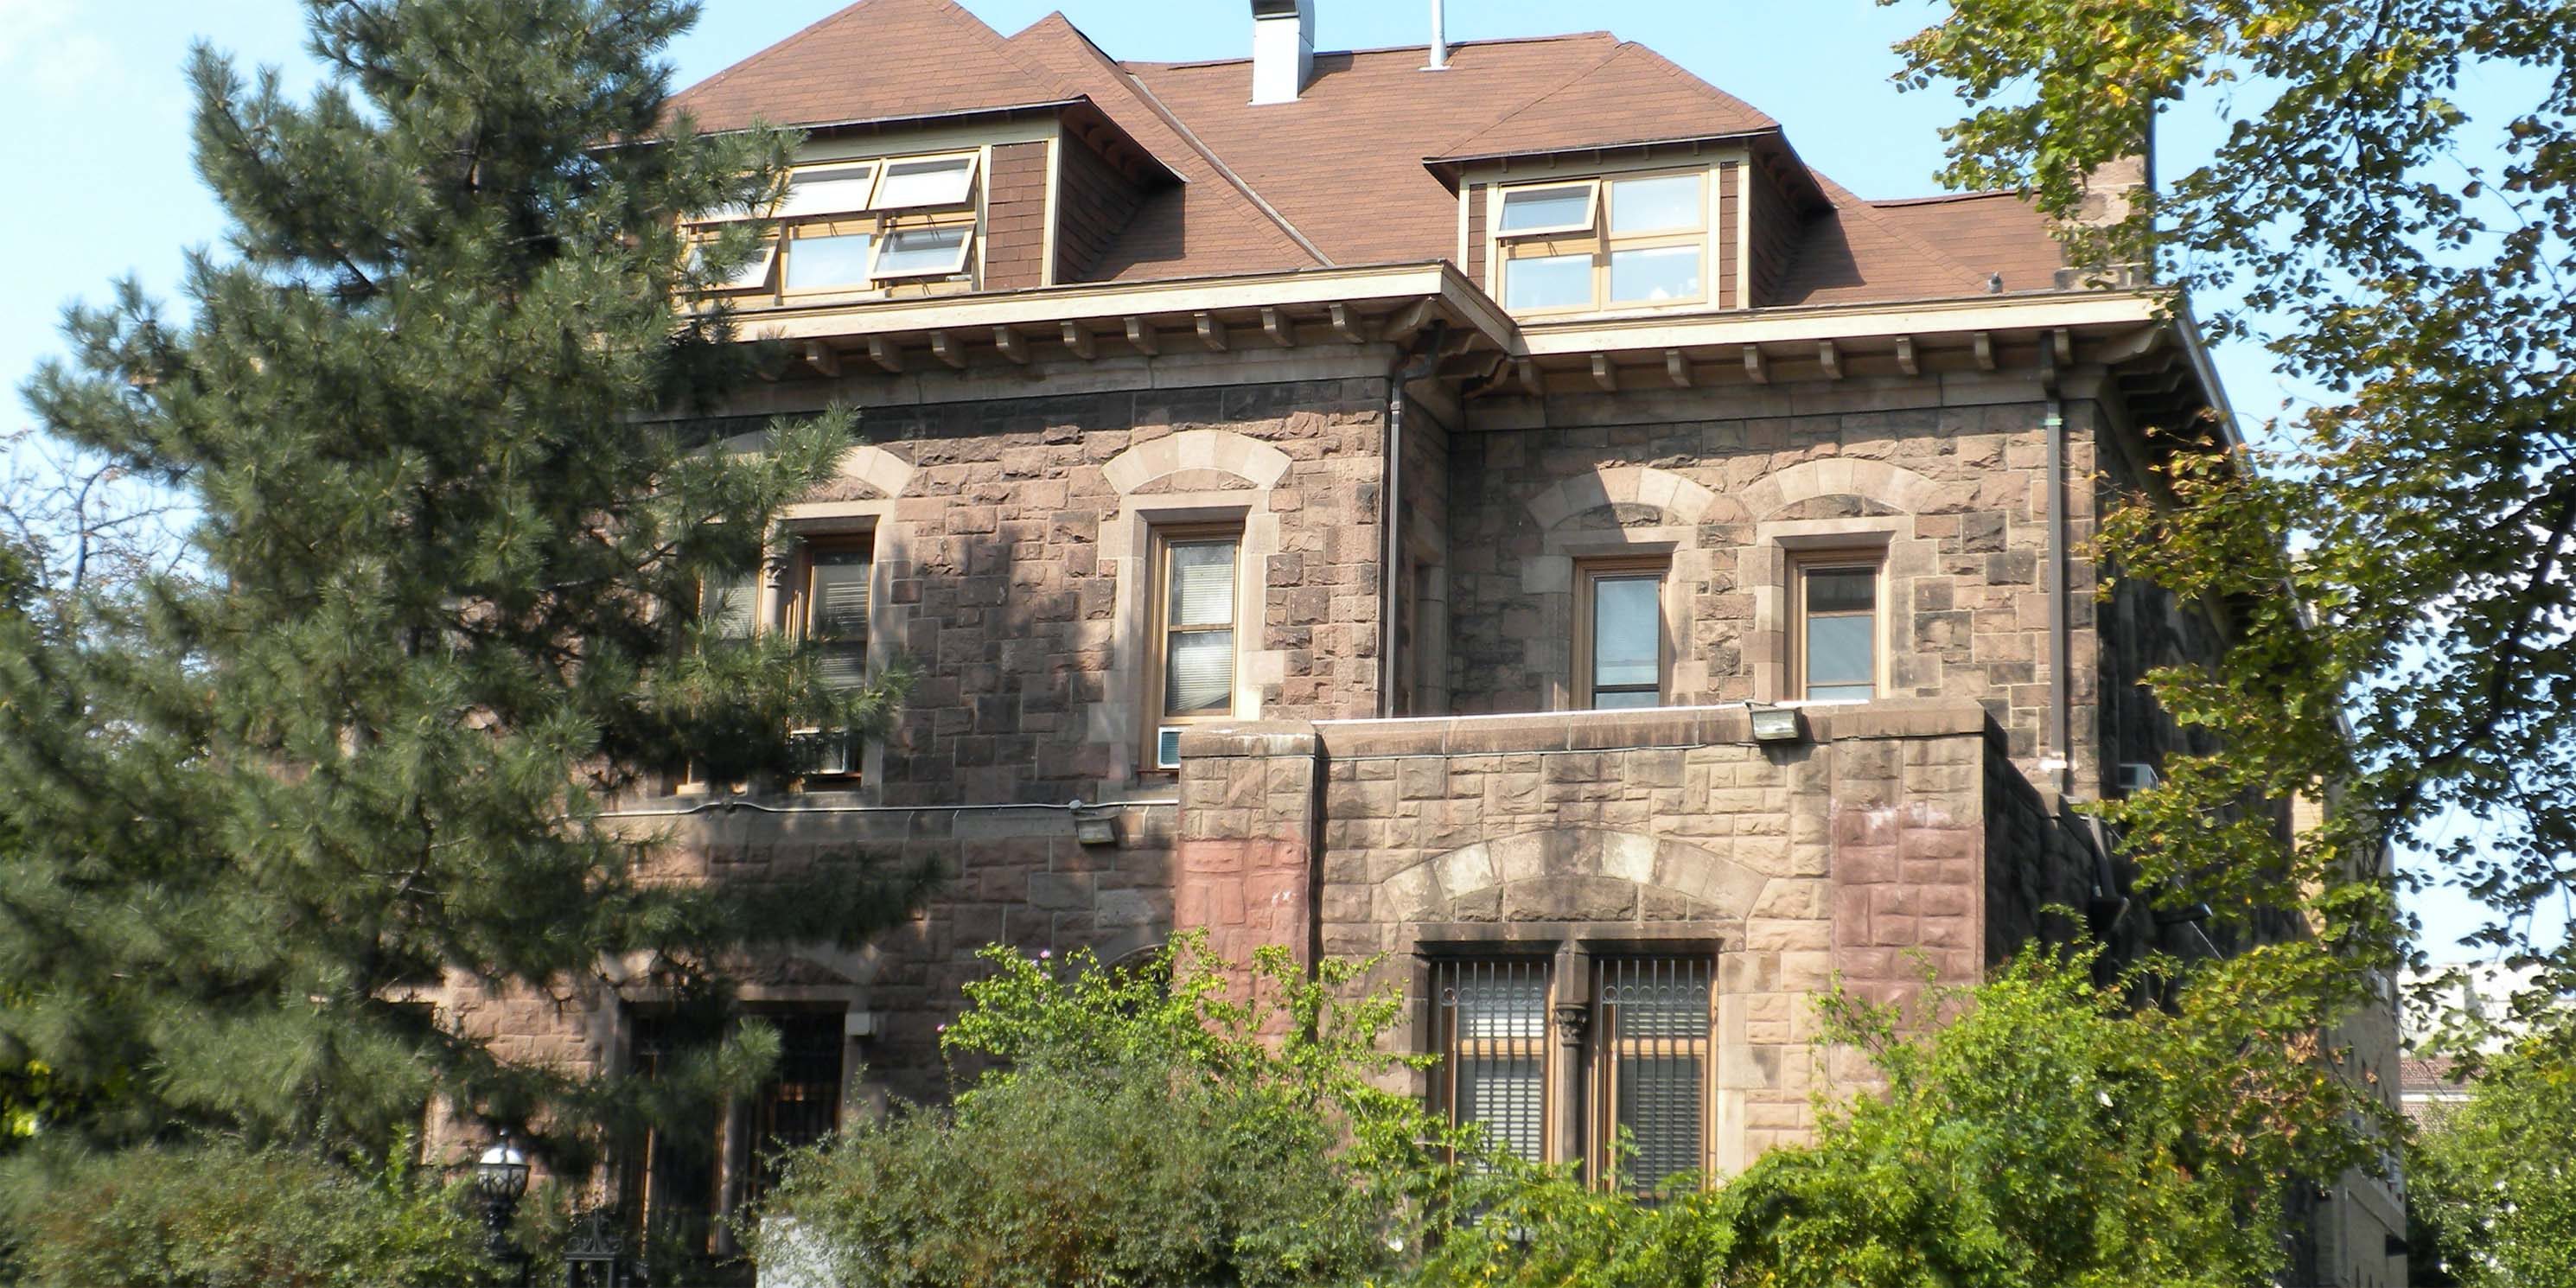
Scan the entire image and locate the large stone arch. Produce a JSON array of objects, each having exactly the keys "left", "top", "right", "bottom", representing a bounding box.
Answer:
[
  {"left": 1523, "top": 464, "right": 1722, "bottom": 531},
  {"left": 1101, "top": 428, "right": 1292, "bottom": 494},
  {"left": 1739, "top": 457, "right": 1947, "bottom": 520},
  {"left": 833, "top": 443, "right": 917, "bottom": 499},
  {"left": 1380, "top": 827, "right": 1770, "bottom": 926}
]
